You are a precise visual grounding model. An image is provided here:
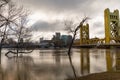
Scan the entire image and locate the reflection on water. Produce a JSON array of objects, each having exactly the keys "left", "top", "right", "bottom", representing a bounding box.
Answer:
[
  {"left": 0, "top": 48, "right": 120, "bottom": 80},
  {"left": 80, "top": 49, "right": 90, "bottom": 75},
  {"left": 106, "top": 49, "right": 120, "bottom": 71}
]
